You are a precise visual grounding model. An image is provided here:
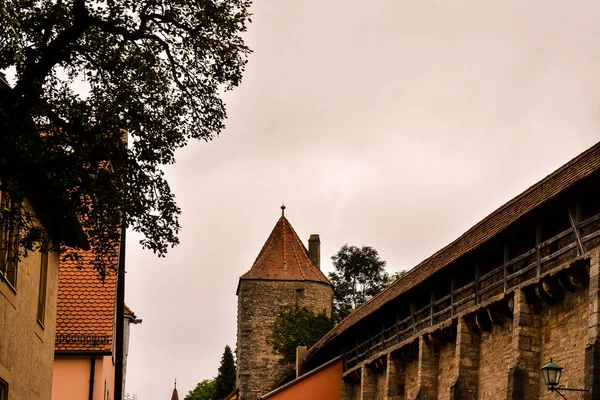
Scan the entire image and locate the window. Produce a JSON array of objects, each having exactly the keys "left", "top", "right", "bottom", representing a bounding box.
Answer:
[
  {"left": 0, "top": 377, "right": 7, "bottom": 400},
  {"left": 0, "top": 191, "right": 18, "bottom": 289},
  {"left": 37, "top": 247, "right": 49, "bottom": 325}
]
